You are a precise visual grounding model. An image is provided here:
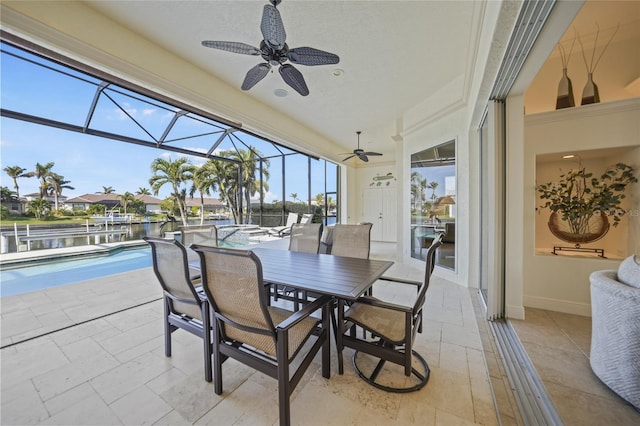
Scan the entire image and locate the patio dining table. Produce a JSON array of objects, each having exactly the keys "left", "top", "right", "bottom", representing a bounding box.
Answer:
[{"left": 190, "top": 246, "right": 394, "bottom": 373}]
